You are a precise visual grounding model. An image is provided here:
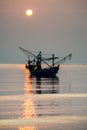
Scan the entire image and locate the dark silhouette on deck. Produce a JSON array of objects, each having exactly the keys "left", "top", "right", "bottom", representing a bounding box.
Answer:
[{"left": 19, "top": 47, "right": 72, "bottom": 77}]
